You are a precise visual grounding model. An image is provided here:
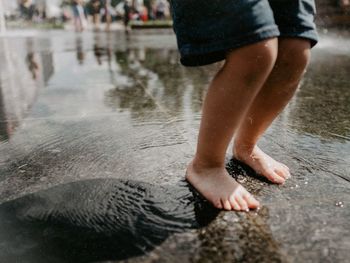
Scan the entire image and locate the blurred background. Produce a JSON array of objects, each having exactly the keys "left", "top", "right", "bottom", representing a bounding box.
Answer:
[
  {"left": 0, "top": 0, "right": 349, "bottom": 30},
  {"left": 0, "top": 0, "right": 172, "bottom": 31}
]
